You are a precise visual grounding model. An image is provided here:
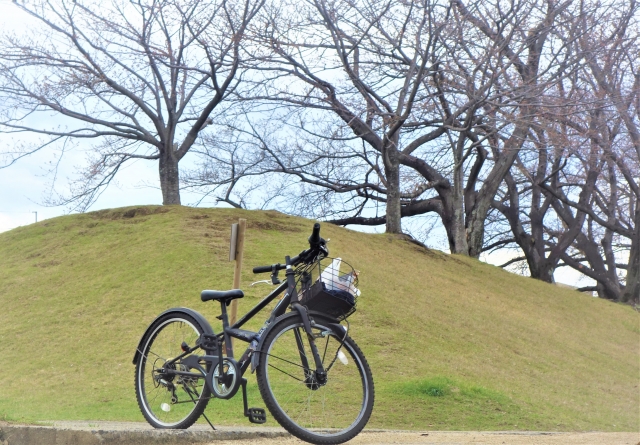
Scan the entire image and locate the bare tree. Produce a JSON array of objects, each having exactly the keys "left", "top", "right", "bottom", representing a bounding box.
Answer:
[
  {"left": 445, "top": 0, "right": 580, "bottom": 257},
  {"left": 201, "top": 0, "right": 572, "bottom": 258},
  {"left": 190, "top": 0, "right": 636, "bottom": 305},
  {"left": 574, "top": 0, "right": 640, "bottom": 303},
  {"left": 487, "top": 134, "right": 601, "bottom": 284},
  {"left": 549, "top": 0, "right": 639, "bottom": 301},
  {"left": 538, "top": 124, "right": 638, "bottom": 301},
  {"left": 485, "top": 0, "right": 608, "bottom": 283},
  {"left": 0, "top": 0, "right": 263, "bottom": 209},
  {"left": 556, "top": 156, "right": 638, "bottom": 302},
  {"left": 240, "top": 0, "right": 456, "bottom": 235},
  {"left": 485, "top": 0, "right": 639, "bottom": 298}
]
